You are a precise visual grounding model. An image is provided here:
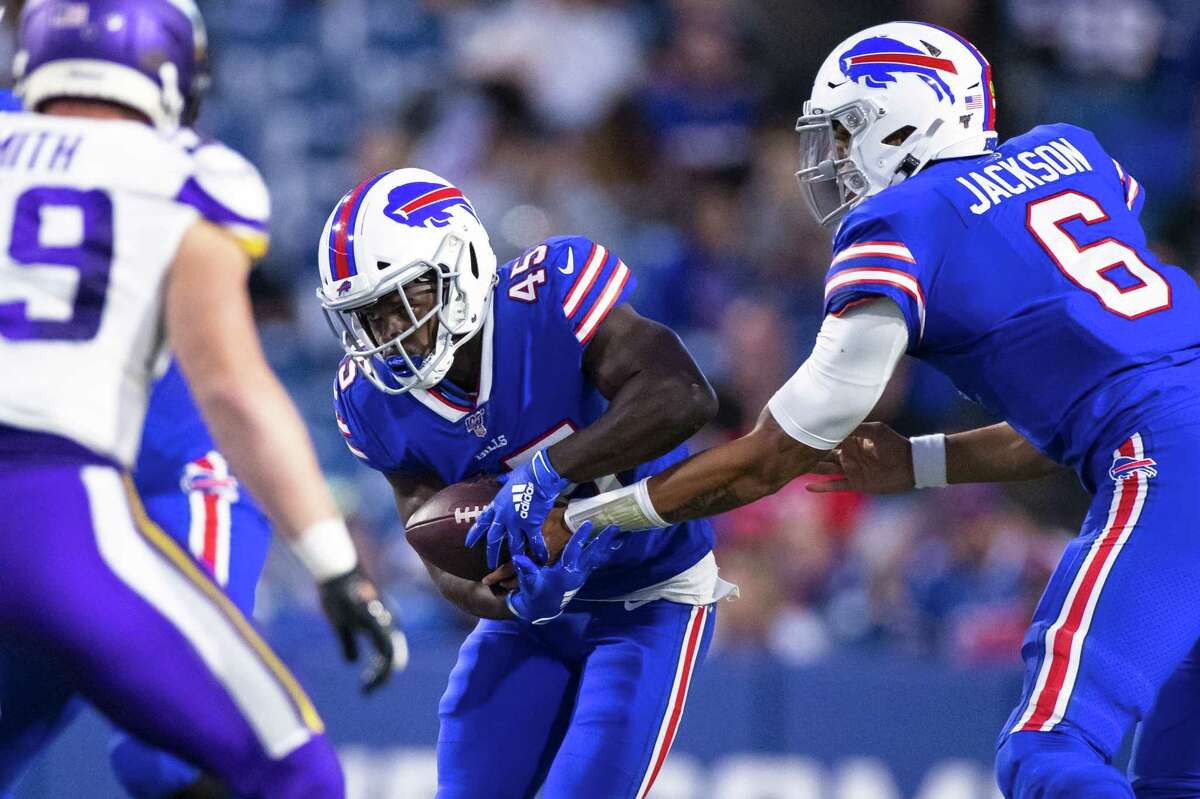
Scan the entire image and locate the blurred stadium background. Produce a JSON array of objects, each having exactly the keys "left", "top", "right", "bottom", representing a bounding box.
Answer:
[{"left": 7, "top": 0, "right": 1200, "bottom": 796}]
